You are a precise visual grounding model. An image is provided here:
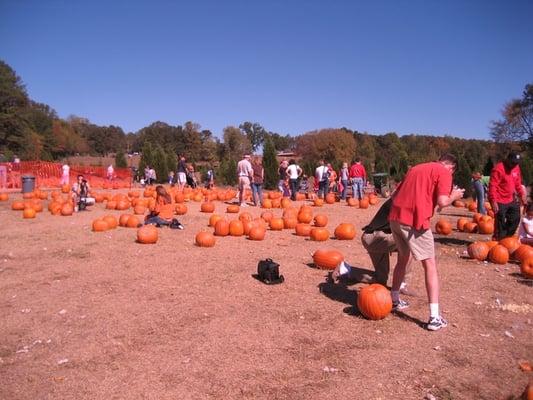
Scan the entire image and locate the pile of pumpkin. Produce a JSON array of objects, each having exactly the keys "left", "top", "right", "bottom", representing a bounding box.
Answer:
[
  {"left": 9, "top": 189, "right": 75, "bottom": 218},
  {"left": 466, "top": 237, "right": 533, "bottom": 278},
  {"left": 194, "top": 202, "right": 358, "bottom": 247},
  {"left": 434, "top": 213, "right": 495, "bottom": 236},
  {"left": 453, "top": 199, "right": 495, "bottom": 218}
]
